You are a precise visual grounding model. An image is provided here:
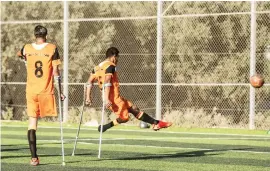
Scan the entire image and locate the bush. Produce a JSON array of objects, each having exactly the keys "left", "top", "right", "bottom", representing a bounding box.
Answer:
[
  {"left": 255, "top": 112, "right": 270, "bottom": 129},
  {"left": 21, "top": 108, "right": 28, "bottom": 121},
  {"left": 1, "top": 107, "right": 14, "bottom": 120},
  {"left": 163, "top": 107, "right": 232, "bottom": 128},
  {"left": 67, "top": 107, "right": 104, "bottom": 124}
]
